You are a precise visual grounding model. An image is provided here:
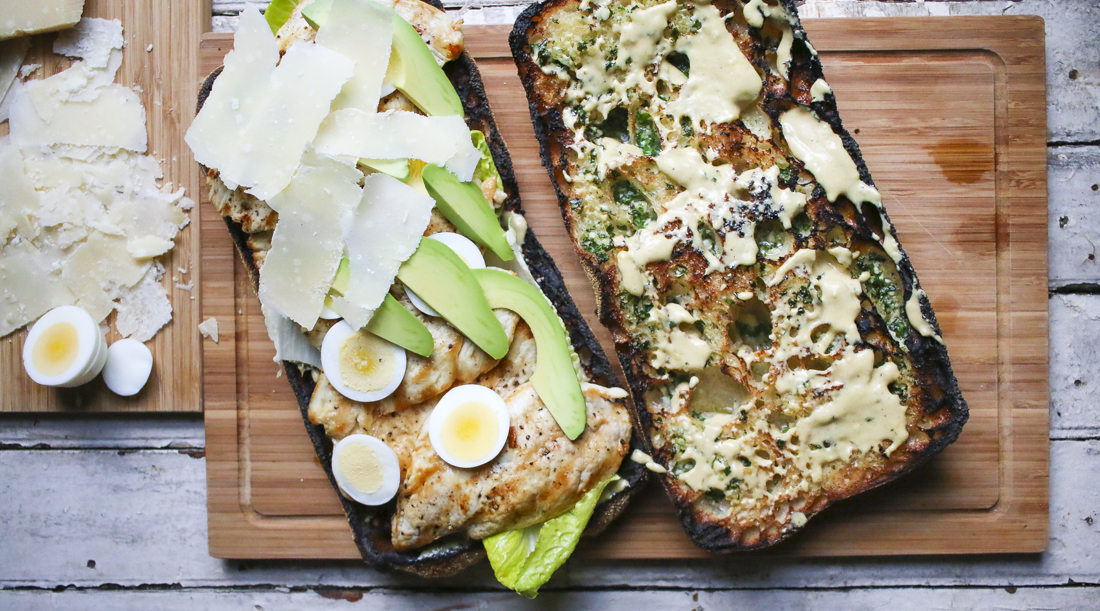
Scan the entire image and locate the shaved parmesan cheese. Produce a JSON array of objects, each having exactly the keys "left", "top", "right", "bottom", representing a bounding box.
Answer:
[
  {"left": 0, "top": 0, "right": 85, "bottom": 41},
  {"left": 0, "top": 142, "right": 39, "bottom": 242},
  {"left": 10, "top": 83, "right": 147, "bottom": 151},
  {"left": 258, "top": 150, "right": 362, "bottom": 330},
  {"left": 262, "top": 304, "right": 321, "bottom": 368},
  {"left": 0, "top": 19, "right": 193, "bottom": 342},
  {"left": 53, "top": 18, "right": 124, "bottom": 69},
  {"left": 236, "top": 43, "right": 354, "bottom": 200},
  {"left": 316, "top": 0, "right": 393, "bottom": 113},
  {"left": 0, "top": 241, "right": 74, "bottom": 337},
  {"left": 184, "top": 6, "right": 278, "bottom": 190},
  {"left": 314, "top": 109, "right": 479, "bottom": 182},
  {"left": 332, "top": 173, "right": 435, "bottom": 329},
  {"left": 198, "top": 317, "right": 219, "bottom": 343},
  {"left": 127, "top": 235, "right": 174, "bottom": 258},
  {"left": 62, "top": 233, "right": 150, "bottom": 322},
  {"left": 0, "top": 38, "right": 29, "bottom": 122},
  {"left": 115, "top": 269, "right": 172, "bottom": 342}
]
